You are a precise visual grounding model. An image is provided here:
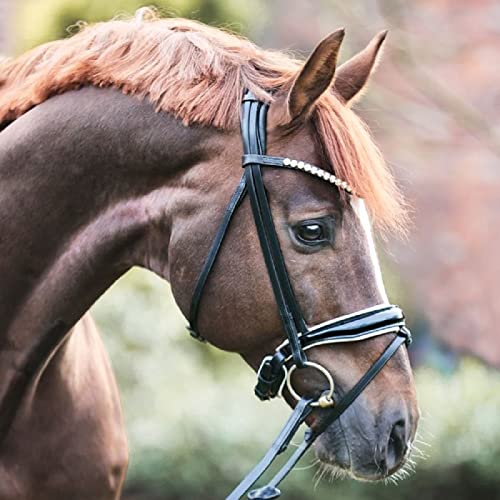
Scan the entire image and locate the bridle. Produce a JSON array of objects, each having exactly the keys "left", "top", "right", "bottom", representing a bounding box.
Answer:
[{"left": 187, "top": 91, "right": 412, "bottom": 499}]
